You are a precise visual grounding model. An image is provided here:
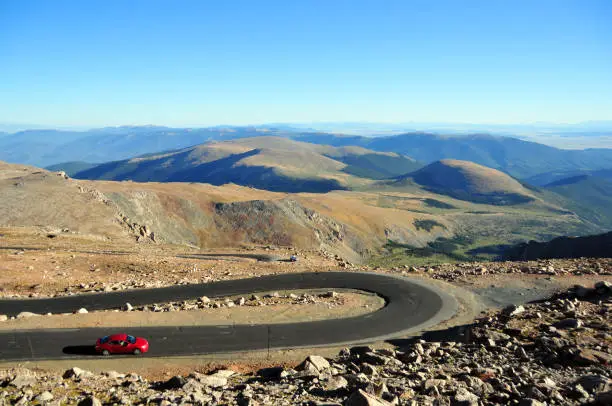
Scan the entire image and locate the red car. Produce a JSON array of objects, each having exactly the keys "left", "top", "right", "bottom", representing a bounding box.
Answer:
[{"left": 95, "top": 334, "right": 149, "bottom": 355}]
